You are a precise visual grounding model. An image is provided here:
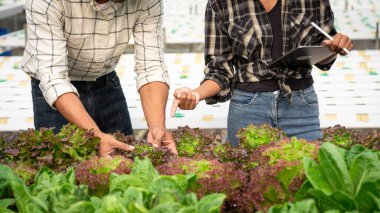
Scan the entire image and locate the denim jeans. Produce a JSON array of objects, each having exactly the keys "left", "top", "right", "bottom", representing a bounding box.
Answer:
[
  {"left": 31, "top": 71, "right": 133, "bottom": 135},
  {"left": 227, "top": 85, "right": 322, "bottom": 146}
]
